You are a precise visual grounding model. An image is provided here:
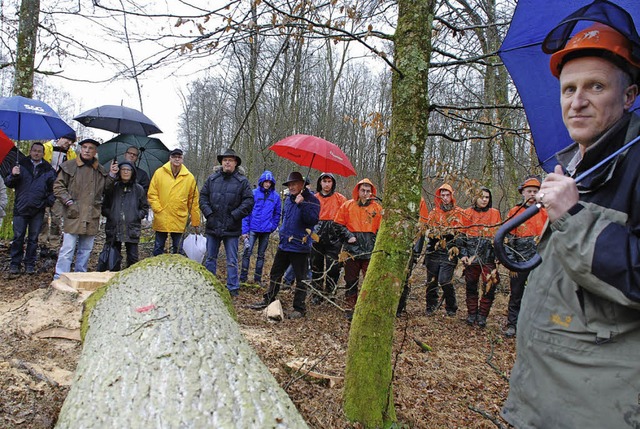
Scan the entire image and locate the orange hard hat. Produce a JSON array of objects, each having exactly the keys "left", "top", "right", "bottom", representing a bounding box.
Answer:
[
  {"left": 550, "top": 23, "right": 640, "bottom": 78},
  {"left": 518, "top": 177, "right": 541, "bottom": 193}
]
